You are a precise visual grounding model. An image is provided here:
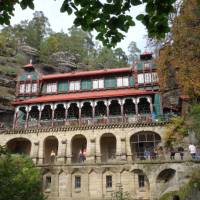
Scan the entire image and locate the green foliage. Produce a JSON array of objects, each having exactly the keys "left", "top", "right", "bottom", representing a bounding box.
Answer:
[
  {"left": 164, "top": 116, "right": 188, "bottom": 146},
  {"left": 187, "top": 104, "right": 200, "bottom": 142},
  {"left": 128, "top": 41, "right": 141, "bottom": 63},
  {"left": 0, "top": 146, "right": 44, "bottom": 200},
  {"left": 111, "top": 185, "right": 131, "bottom": 200},
  {"left": 0, "top": 0, "right": 177, "bottom": 46}
]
